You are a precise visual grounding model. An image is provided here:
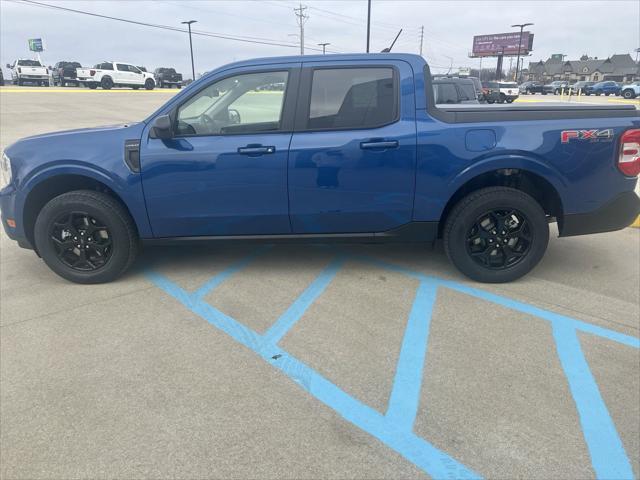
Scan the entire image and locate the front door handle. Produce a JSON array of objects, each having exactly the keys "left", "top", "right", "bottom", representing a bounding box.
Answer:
[
  {"left": 237, "top": 145, "right": 276, "bottom": 155},
  {"left": 360, "top": 140, "right": 399, "bottom": 150}
]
